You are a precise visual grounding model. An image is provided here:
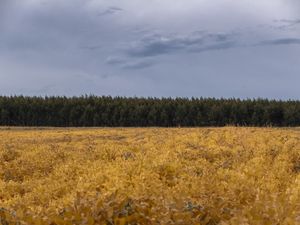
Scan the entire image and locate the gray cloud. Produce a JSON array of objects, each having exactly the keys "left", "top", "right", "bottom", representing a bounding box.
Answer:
[
  {"left": 106, "top": 57, "right": 154, "bottom": 70},
  {"left": 127, "top": 36, "right": 185, "bottom": 57},
  {"left": 106, "top": 57, "right": 126, "bottom": 65},
  {"left": 259, "top": 38, "right": 300, "bottom": 46},
  {"left": 98, "top": 6, "right": 123, "bottom": 17},
  {"left": 126, "top": 32, "right": 238, "bottom": 57},
  {"left": 275, "top": 19, "right": 300, "bottom": 24},
  {"left": 122, "top": 60, "right": 154, "bottom": 70},
  {"left": 1, "top": 0, "right": 300, "bottom": 99},
  {"left": 80, "top": 45, "right": 102, "bottom": 50},
  {"left": 272, "top": 19, "right": 300, "bottom": 30},
  {"left": 190, "top": 41, "right": 237, "bottom": 53}
]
